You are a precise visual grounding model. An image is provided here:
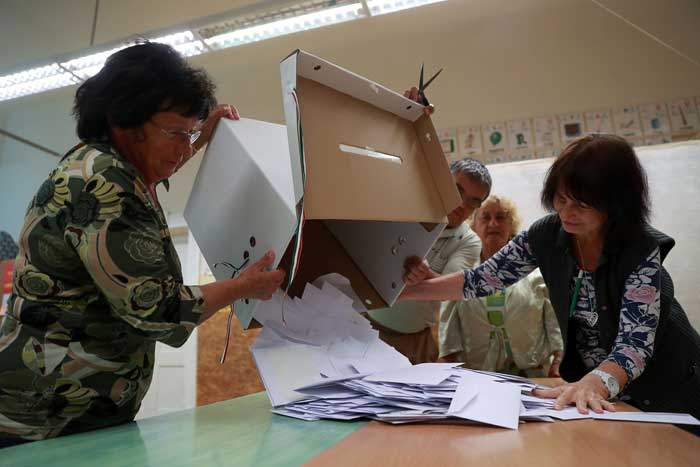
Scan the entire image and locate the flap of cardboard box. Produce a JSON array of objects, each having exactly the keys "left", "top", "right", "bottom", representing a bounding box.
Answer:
[
  {"left": 185, "top": 118, "right": 297, "bottom": 328},
  {"left": 280, "top": 50, "right": 461, "bottom": 221}
]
